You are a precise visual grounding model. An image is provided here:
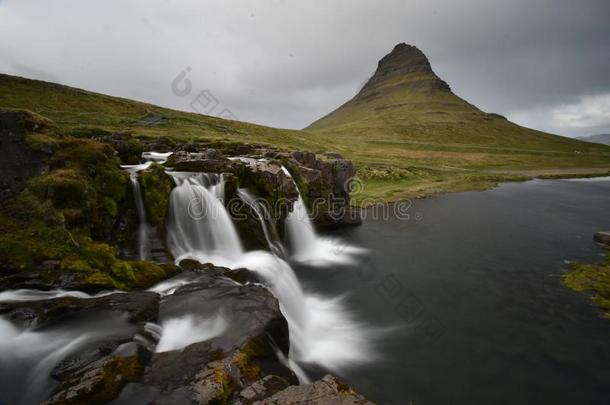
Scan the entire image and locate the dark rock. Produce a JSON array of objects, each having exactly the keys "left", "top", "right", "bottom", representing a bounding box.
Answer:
[
  {"left": 138, "top": 112, "right": 168, "bottom": 126},
  {"left": 594, "top": 231, "right": 610, "bottom": 245},
  {"left": 253, "top": 375, "right": 373, "bottom": 405},
  {"left": 235, "top": 375, "right": 292, "bottom": 404},
  {"left": 0, "top": 109, "right": 51, "bottom": 201},
  {"left": 141, "top": 137, "right": 175, "bottom": 153},
  {"left": 90, "top": 132, "right": 144, "bottom": 164},
  {"left": 283, "top": 151, "right": 362, "bottom": 228},
  {"left": 0, "top": 291, "right": 159, "bottom": 328},
  {"left": 166, "top": 150, "right": 241, "bottom": 173},
  {"left": 113, "top": 271, "right": 297, "bottom": 404}
]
